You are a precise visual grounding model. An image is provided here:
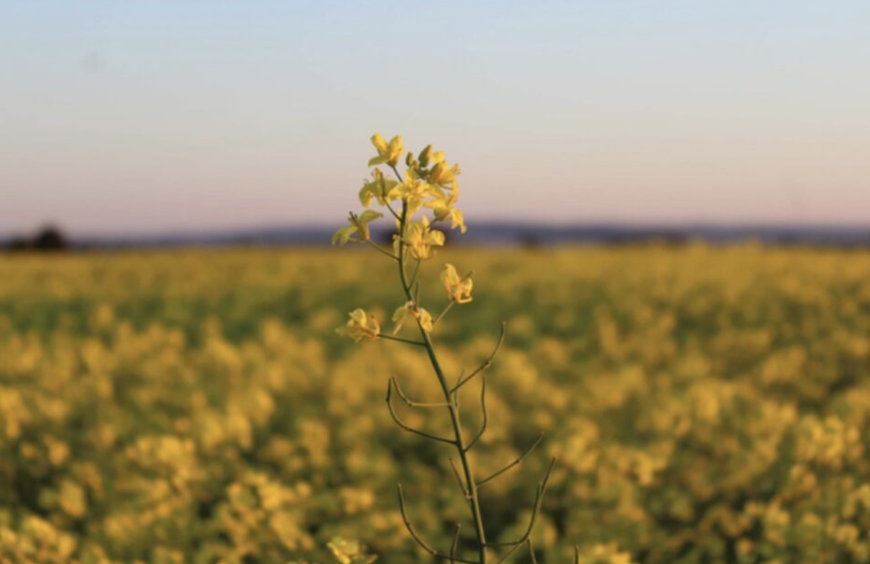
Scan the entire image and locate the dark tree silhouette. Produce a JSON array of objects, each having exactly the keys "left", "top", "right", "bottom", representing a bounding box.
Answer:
[
  {"left": 33, "top": 226, "right": 68, "bottom": 251},
  {"left": 5, "top": 225, "right": 70, "bottom": 252}
]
